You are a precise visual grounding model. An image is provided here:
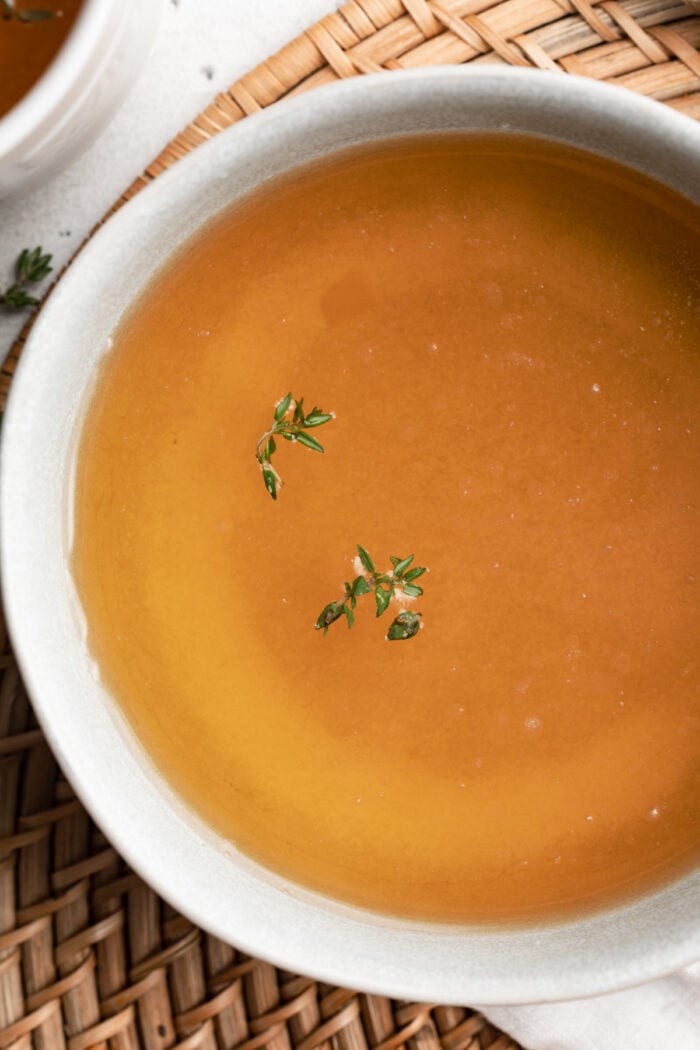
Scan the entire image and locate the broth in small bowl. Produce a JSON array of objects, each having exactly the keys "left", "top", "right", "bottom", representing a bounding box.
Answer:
[
  {"left": 0, "top": 0, "right": 83, "bottom": 119},
  {"left": 0, "top": 0, "right": 161, "bottom": 196},
  {"left": 2, "top": 67, "right": 699, "bottom": 1005}
]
